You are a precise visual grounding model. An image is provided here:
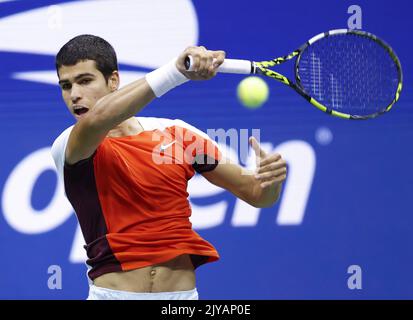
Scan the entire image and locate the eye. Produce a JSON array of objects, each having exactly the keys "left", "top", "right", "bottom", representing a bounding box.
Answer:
[
  {"left": 79, "top": 78, "right": 92, "bottom": 85},
  {"left": 61, "top": 83, "right": 71, "bottom": 91}
]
